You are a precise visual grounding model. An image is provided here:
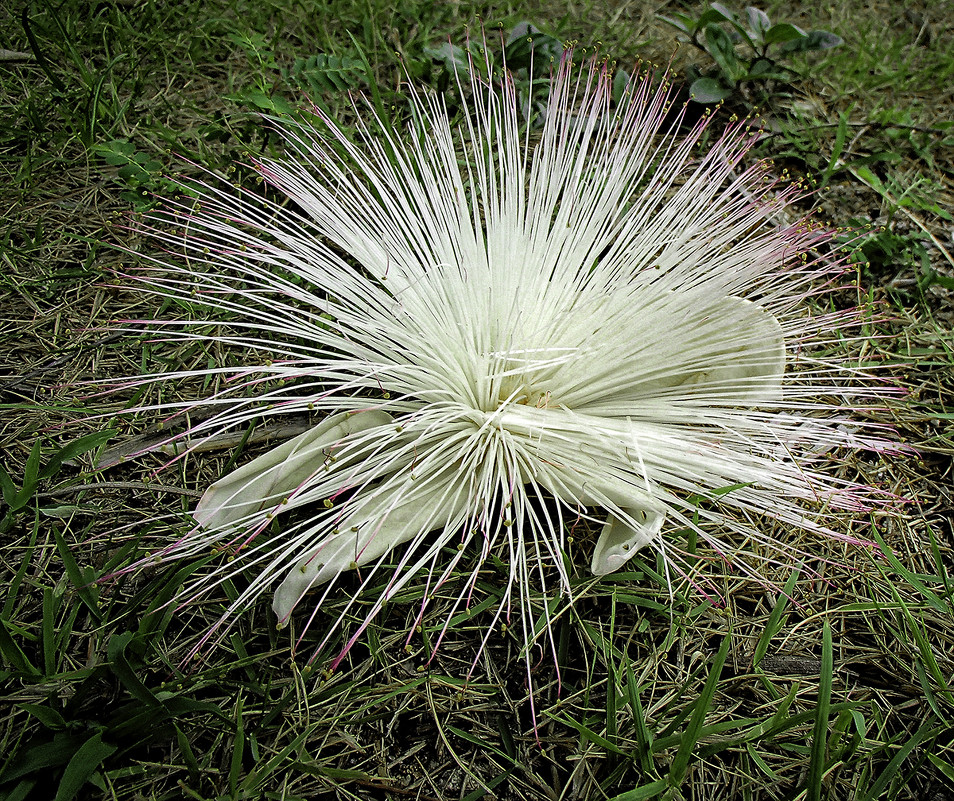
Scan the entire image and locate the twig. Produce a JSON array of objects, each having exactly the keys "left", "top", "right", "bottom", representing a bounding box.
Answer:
[
  {"left": 0, "top": 49, "right": 34, "bottom": 62},
  {"left": 96, "top": 418, "right": 314, "bottom": 469},
  {"left": 39, "top": 481, "right": 203, "bottom": 499}
]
